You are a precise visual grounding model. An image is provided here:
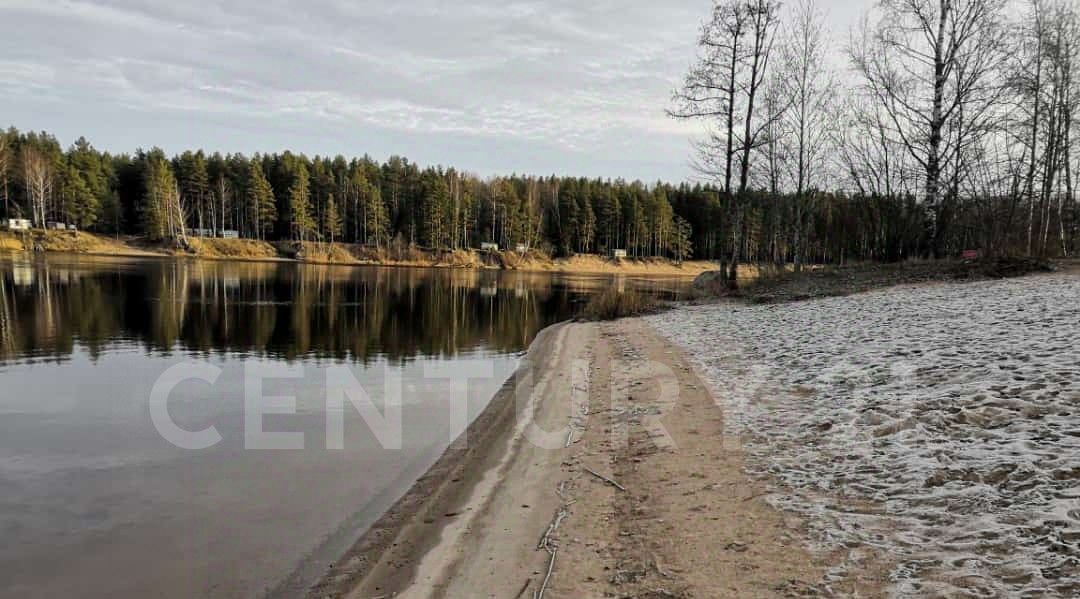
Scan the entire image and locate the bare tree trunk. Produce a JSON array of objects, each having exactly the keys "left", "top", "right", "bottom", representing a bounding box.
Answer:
[
  {"left": 926, "top": 1, "right": 951, "bottom": 215},
  {"left": 22, "top": 147, "right": 52, "bottom": 228}
]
